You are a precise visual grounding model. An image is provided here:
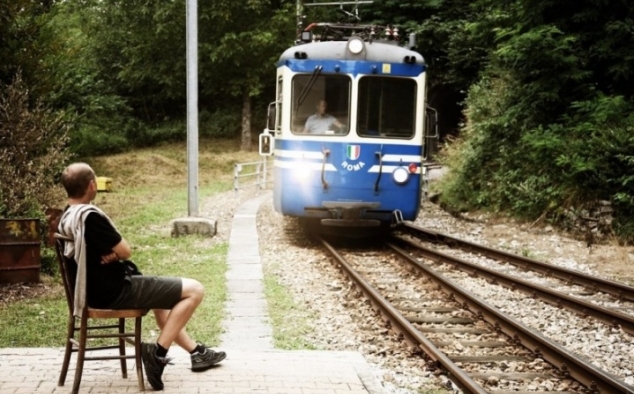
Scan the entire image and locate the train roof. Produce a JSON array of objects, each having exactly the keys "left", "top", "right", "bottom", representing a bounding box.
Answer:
[{"left": 279, "top": 40, "right": 425, "bottom": 65}]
